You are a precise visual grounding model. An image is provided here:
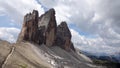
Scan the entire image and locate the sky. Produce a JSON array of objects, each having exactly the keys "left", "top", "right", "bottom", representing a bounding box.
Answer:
[{"left": 0, "top": 0, "right": 120, "bottom": 56}]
